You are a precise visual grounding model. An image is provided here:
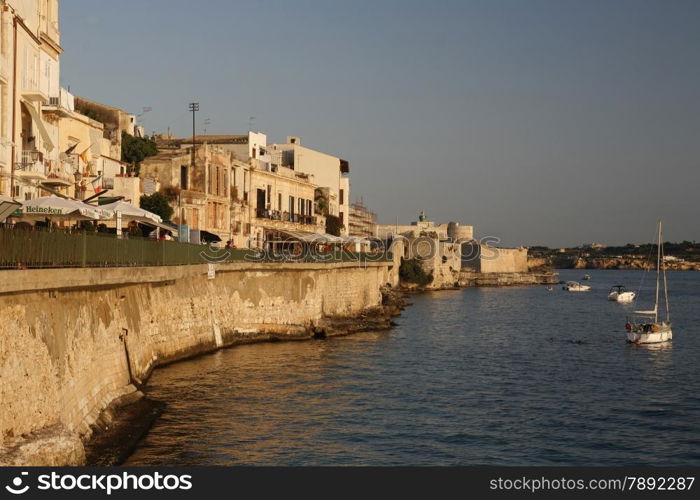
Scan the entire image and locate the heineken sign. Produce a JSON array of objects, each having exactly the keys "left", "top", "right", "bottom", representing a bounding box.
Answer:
[{"left": 22, "top": 206, "right": 66, "bottom": 215}]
